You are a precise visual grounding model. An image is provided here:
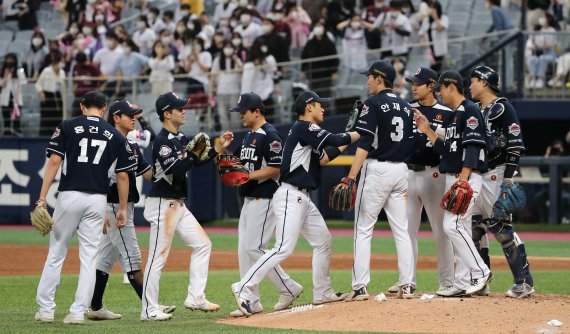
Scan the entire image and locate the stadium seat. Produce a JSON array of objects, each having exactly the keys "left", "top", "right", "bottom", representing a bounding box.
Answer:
[
  {"left": 15, "top": 30, "right": 34, "bottom": 43},
  {"left": 0, "top": 30, "right": 14, "bottom": 42}
]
